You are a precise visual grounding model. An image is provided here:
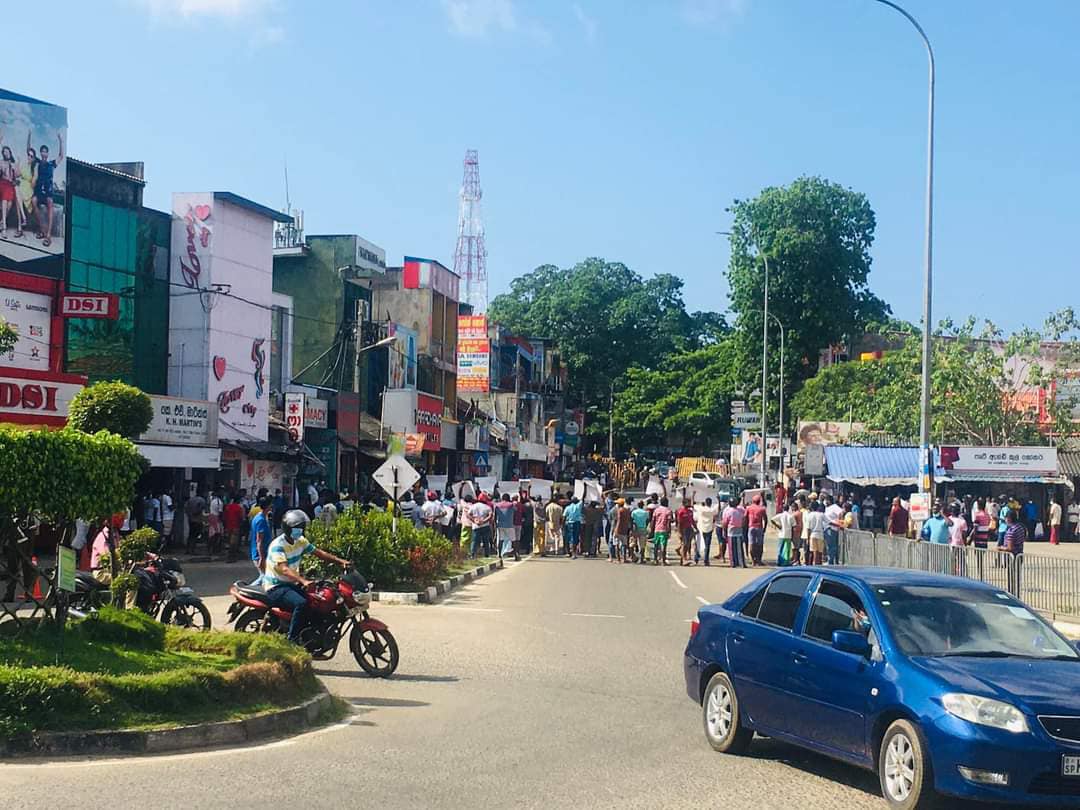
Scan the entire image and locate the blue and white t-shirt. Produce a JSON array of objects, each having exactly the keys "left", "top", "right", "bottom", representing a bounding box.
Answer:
[{"left": 262, "top": 534, "right": 314, "bottom": 591}]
